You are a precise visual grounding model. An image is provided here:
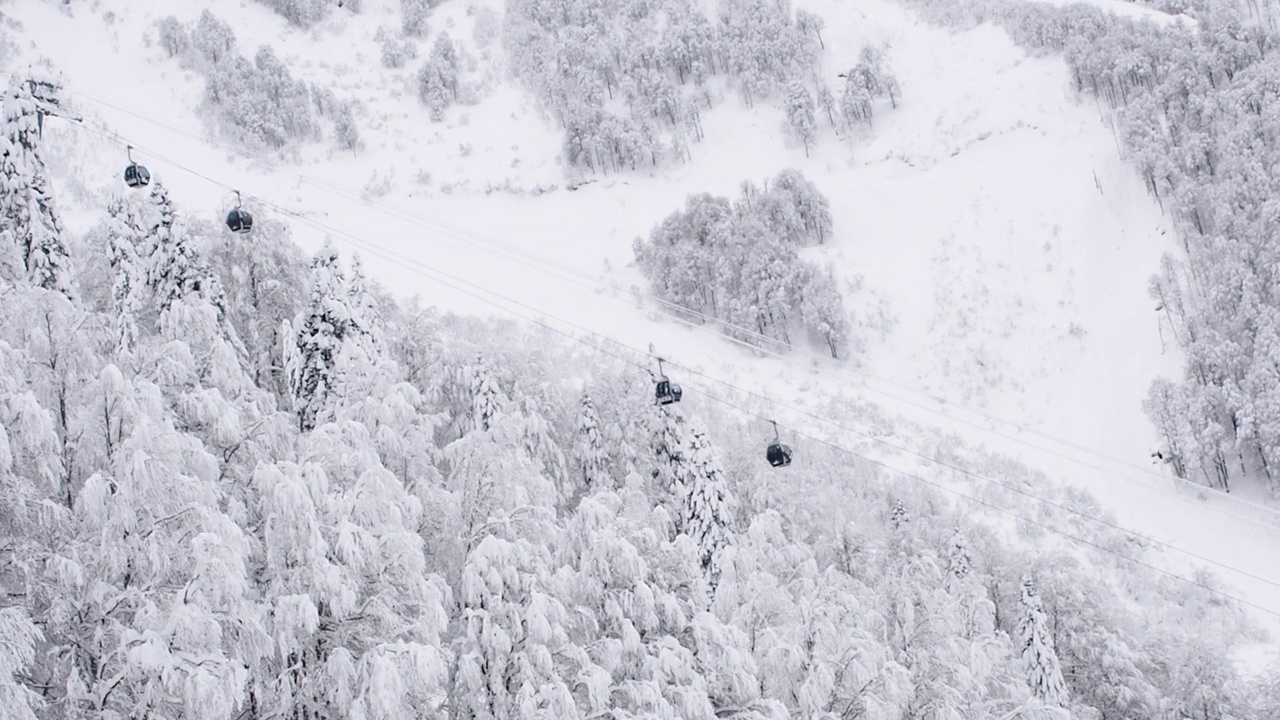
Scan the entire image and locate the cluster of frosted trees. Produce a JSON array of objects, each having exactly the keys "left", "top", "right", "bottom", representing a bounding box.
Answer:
[
  {"left": 2, "top": 74, "right": 1277, "bottom": 720},
  {"left": 503, "top": 0, "right": 828, "bottom": 172},
  {"left": 634, "top": 170, "right": 849, "bottom": 357},
  {"left": 901, "top": 0, "right": 1280, "bottom": 496},
  {"left": 253, "top": 0, "right": 361, "bottom": 26},
  {"left": 154, "top": 10, "right": 359, "bottom": 151}
]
